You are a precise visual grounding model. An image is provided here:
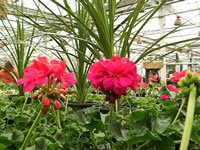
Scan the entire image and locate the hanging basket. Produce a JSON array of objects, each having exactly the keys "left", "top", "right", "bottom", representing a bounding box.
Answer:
[
  {"left": 191, "top": 53, "right": 195, "bottom": 57},
  {"left": 137, "top": 39, "right": 142, "bottom": 44},
  {"left": 0, "top": 42, "right": 3, "bottom": 48},
  {"left": 179, "top": 49, "right": 184, "bottom": 53},
  {"left": 174, "top": 16, "right": 182, "bottom": 25},
  {"left": 142, "top": 61, "right": 163, "bottom": 69}
]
